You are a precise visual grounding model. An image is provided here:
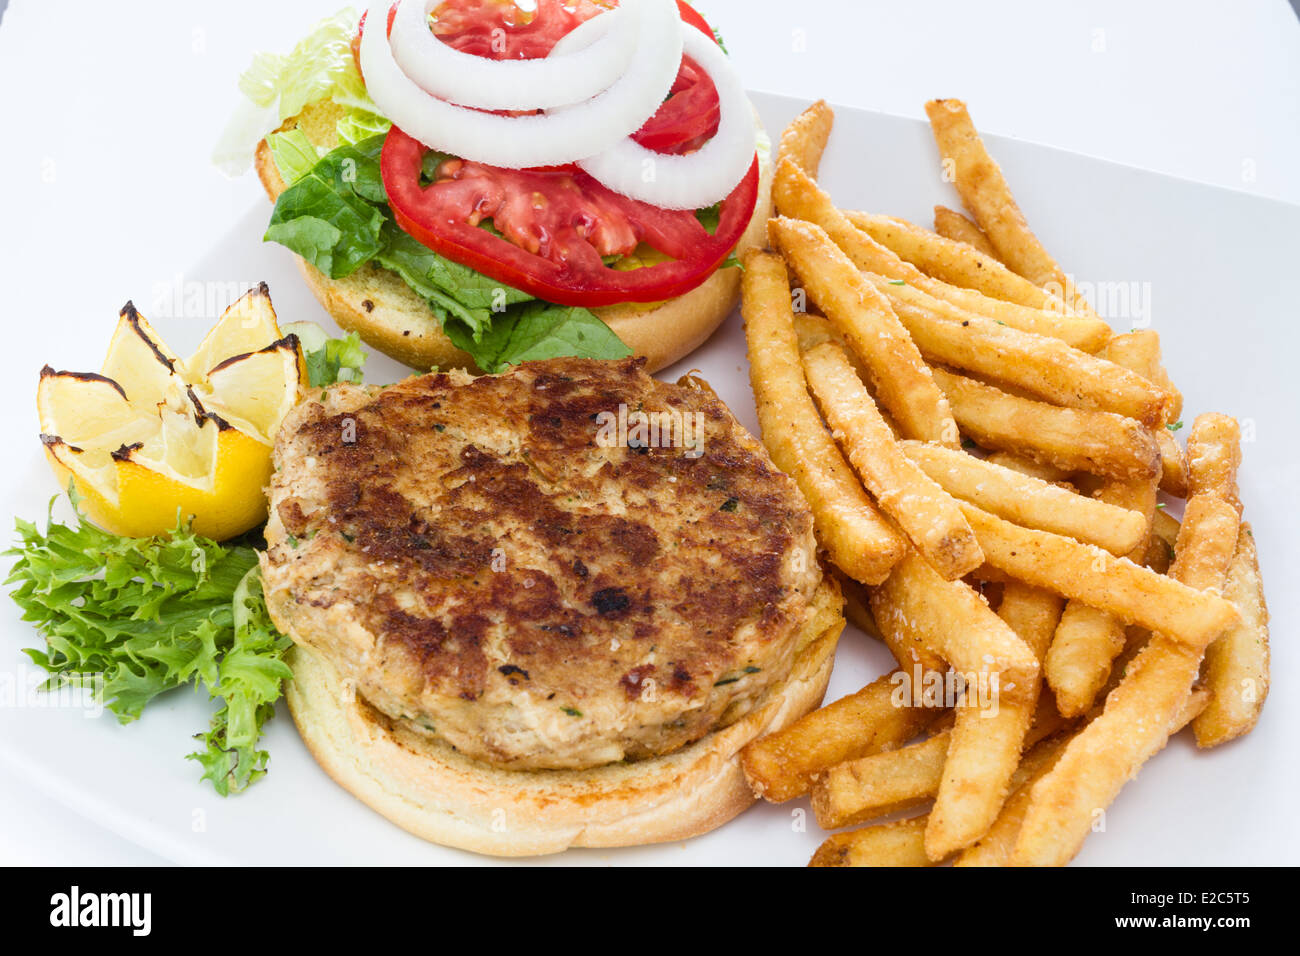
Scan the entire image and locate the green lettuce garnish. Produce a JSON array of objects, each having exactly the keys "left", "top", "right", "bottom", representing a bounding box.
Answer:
[{"left": 6, "top": 498, "right": 292, "bottom": 795}]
